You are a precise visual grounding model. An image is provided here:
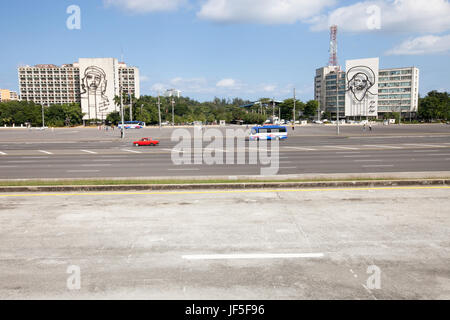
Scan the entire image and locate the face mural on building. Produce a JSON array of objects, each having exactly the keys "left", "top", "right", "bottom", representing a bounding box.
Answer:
[
  {"left": 81, "top": 66, "right": 110, "bottom": 120},
  {"left": 345, "top": 59, "right": 379, "bottom": 117},
  {"left": 347, "top": 66, "right": 376, "bottom": 102}
]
